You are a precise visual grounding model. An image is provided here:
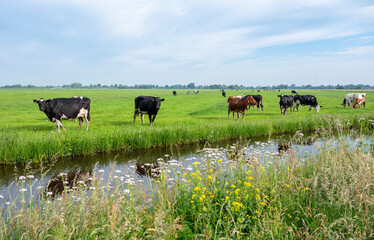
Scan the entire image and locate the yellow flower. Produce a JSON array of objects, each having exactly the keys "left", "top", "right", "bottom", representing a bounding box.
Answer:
[
  {"left": 209, "top": 169, "right": 213, "bottom": 173},
  {"left": 193, "top": 161, "right": 200, "bottom": 166},
  {"left": 194, "top": 186, "right": 201, "bottom": 191},
  {"left": 225, "top": 196, "right": 229, "bottom": 201},
  {"left": 183, "top": 172, "right": 187, "bottom": 177},
  {"left": 225, "top": 182, "right": 229, "bottom": 185},
  {"left": 218, "top": 159, "right": 222, "bottom": 163},
  {"left": 286, "top": 185, "right": 290, "bottom": 188},
  {"left": 235, "top": 189, "right": 240, "bottom": 195},
  {"left": 203, "top": 207, "right": 207, "bottom": 212},
  {"left": 231, "top": 185, "right": 236, "bottom": 189},
  {"left": 255, "top": 188, "right": 260, "bottom": 193},
  {"left": 237, "top": 180, "right": 242, "bottom": 184},
  {"left": 190, "top": 200, "right": 194, "bottom": 203},
  {"left": 199, "top": 195, "right": 206, "bottom": 201},
  {"left": 208, "top": 175, "right": 213, "bottom": 180},
  {"left": 246, "top": 170, "right": 252, "bottom": 175}
]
